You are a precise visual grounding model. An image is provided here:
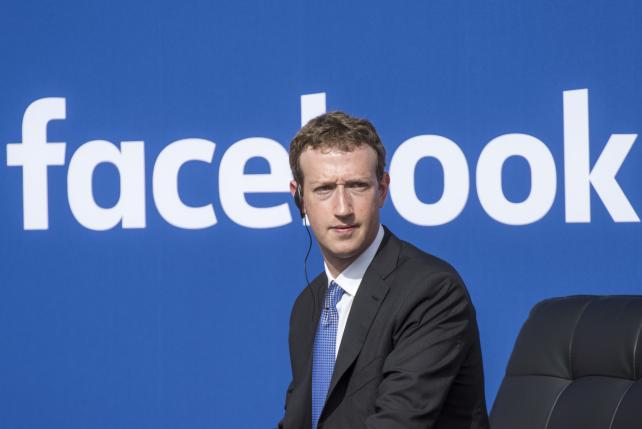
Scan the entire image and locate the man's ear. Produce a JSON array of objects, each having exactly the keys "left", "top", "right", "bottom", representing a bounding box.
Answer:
[
  {"left": 378, "top": 172, "right": 390, "bottom": 208},
  {"left": 289, "top": 180, "right": 298, "bottom": 197},
  {"left": 290, "top": 180, "right": 305, "bottom": 217}
]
